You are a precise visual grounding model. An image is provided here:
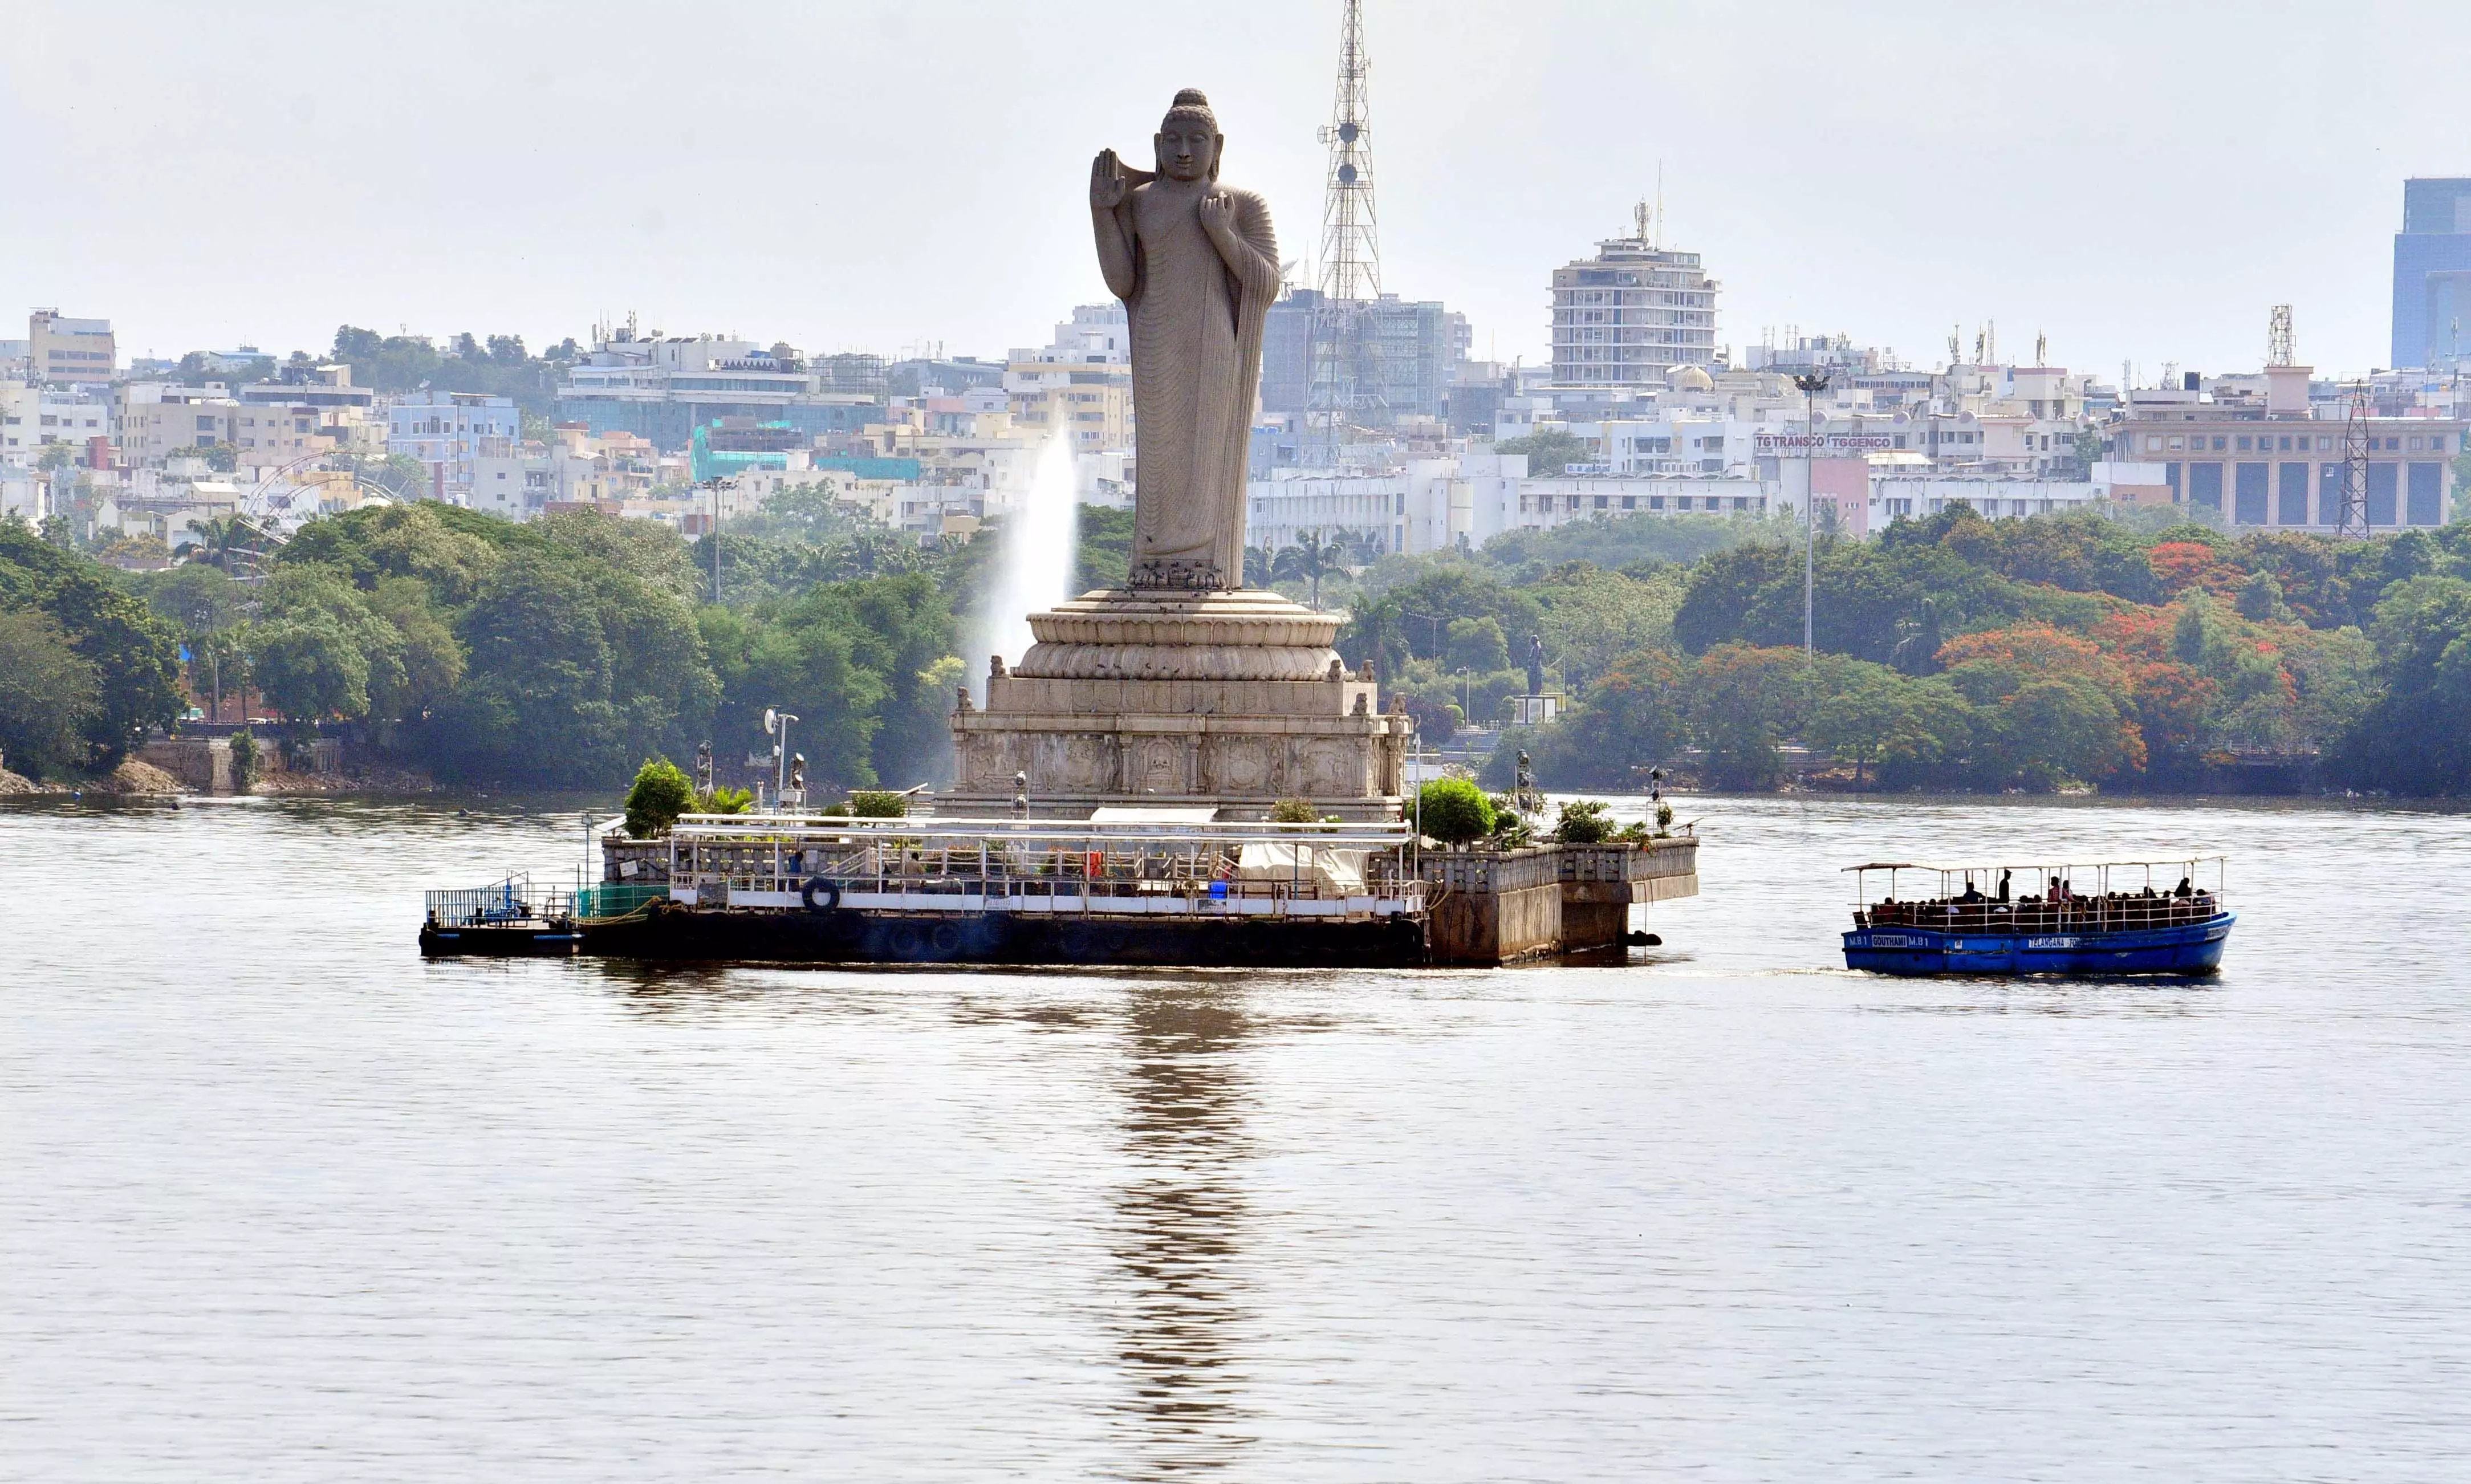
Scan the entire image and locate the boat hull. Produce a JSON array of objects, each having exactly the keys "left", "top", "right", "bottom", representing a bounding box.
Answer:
[
  {"left": 422, "top": 904, "right": 1429, "bottom": 969},
  {"left": 1842, "top": 913, "right": 2233, "bottom": 977}
]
